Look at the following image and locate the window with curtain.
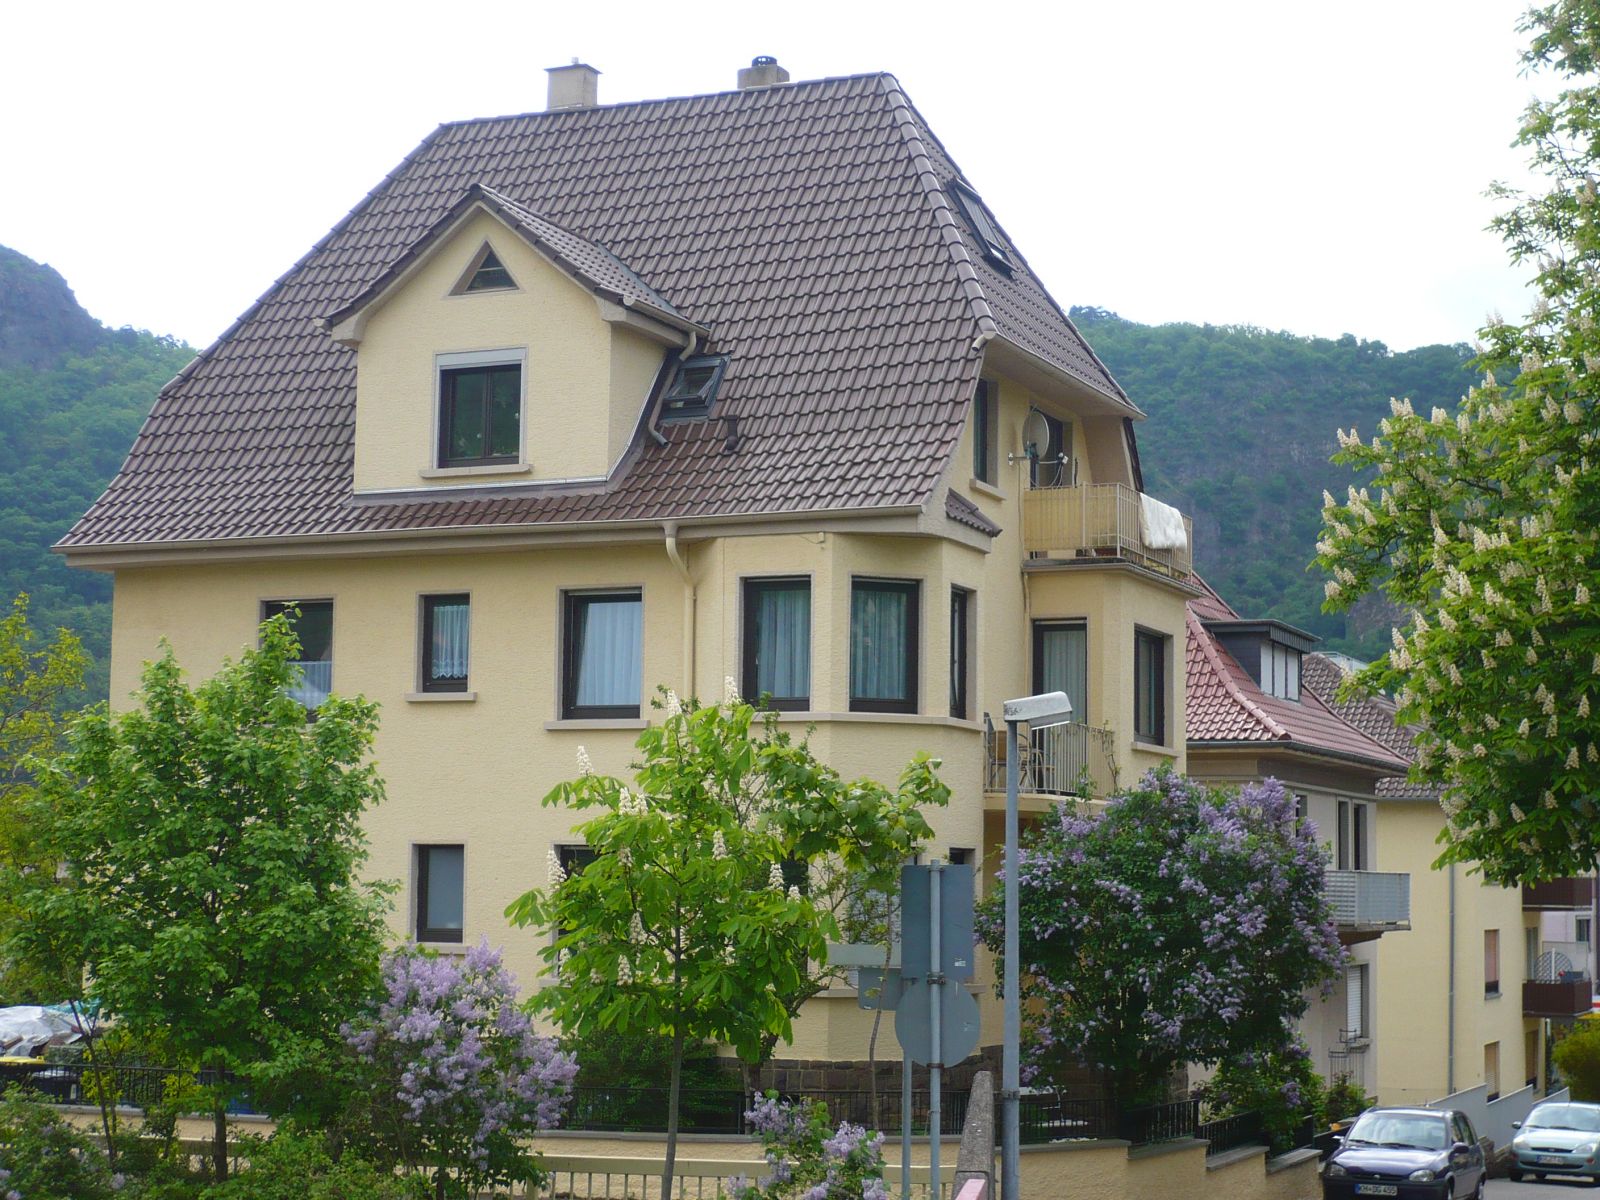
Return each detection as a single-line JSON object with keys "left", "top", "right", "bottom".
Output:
{"left": 563, "top": 591, "right": 643, "bottom": 718}
{"left": 850, "top": 579, "right": 919, "bottom": 713}
{"left": 421, "top": 593, "right": 470, "bottom": 692}
{"left": 1032, "top": 621, "right": 1087, "bottom": 725}
{"left": 262, "top": 599, "right": 333, "bottom": 708}
{"left": 950, "top": 588, "right": 973, "bottom": 720}
{"left": 972, "top": 380, "right": 997, "bottom": 484}
{"left": 416, "top": 844, "right": 464, "bottom": 943}
{"left": 1133, "top": 629, "right": 1167, "bottom": 744}
{"left": 1485, "top": 929, "right": 1501, "bottom": 996}
{"left": 742, "top": 578, "right": 811, "bottom": 710}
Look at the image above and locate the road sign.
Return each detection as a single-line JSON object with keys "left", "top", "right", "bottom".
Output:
{"left": 857, "top": 967, "right": 906, "bottom": 1011}
{"left": 901, "top": 864, "right": 975, "bottom": 980}
{"left": 895, "top": 976, "right": 981, "bottom": 1065}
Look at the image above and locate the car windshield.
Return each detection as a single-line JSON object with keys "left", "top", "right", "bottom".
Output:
{"left": 1346, "top": 1113, "right": 1449, "bottom": 1150}
{"left": 1527, "top": 1104, "right": 1600, "bottom": 1133}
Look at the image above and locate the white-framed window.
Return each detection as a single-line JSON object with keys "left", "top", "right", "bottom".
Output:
{"left": 1262, "top": 640, "right": 1301, "bottom": 700}
{"left": 434, "top": 348, "right": 526, "bottom": 469}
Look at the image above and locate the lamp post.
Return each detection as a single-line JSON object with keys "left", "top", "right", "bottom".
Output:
{"left": 1000, "top": 691, "right": 1073, "bottom": 1200}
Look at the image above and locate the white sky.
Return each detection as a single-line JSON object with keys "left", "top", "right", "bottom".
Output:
{"left": 0, "top": 0, "right": 1547, "bottom": 353}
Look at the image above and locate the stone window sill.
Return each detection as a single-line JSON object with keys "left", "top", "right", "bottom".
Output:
{"left": 405, "top": 691, "right": 477, "bottom": 703}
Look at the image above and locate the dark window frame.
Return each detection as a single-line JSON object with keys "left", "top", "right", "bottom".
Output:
{"left": 741, "top": 576, "right": 812, "bottom": 712}
{"left": 660, "top": 355, "right": 729, "bottom": 422}
{"left": 261, "top": 598, "right": 333, "bottom": 709}
{"left": 561, "top": 589, "right": 644, "bottom": 720}
{"left": 1133, "top": 628, "right": 1167, "bottom": 745}
{"left": 849, "top": 578, "right": 920, "bottom": 715}
{"left": 1485, "top": 929, "right": 1501, "bottom": 997}
{"left": 437, "top": 361, "right": 522, "bottom": 469}
{"left": 416, "top": 843, "right": 465, "bottom": 944}
{"left": 950, "top": 586, "right": 972, "bottom": 720}
{"left": 972, "top": 380, "right": 998, "bottom": 483}
{"left": 420, "top": 593, "right": 471, "bottom": 693}
{"left": 950, "top": 180, "right": 1013, "bottom": 272}
{"left": 1031, "top": 619, "right": 1088, "bottom": 724}
{"left": 459, "top": 244, "right": 516, "bottom": 293}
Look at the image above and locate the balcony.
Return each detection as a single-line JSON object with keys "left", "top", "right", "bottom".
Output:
{"left": 984, "top": 715, "right": 1119, "bottom": 800}
{"left": 1524, "top": 977, "right": 1594, "bottom": 1018}
{"left": 1522, "top": 877, "right": 1596, "bottom": 910}
{"left": 1325, "top": 870, "right": 1411, "bottom": 942}
{"left": 1021, "top": 482, "right": 1194, "bottom": 579}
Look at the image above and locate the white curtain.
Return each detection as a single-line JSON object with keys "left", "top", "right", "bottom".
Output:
{"left": 575, "top": 597, "right": 642, "bottom": 707}
{"left": 430, "top": 602, "right": 470, "bottom": 680}
{"left": 756, "top": 585, "right": 810, "bottom": 699}
{"left": 851, "top": 586, "right": 908, "bottom": 701}
{"left": 1037, "top": 623, "right": 1087, "bottom": 724}
{"left": 288, "top": 660, "right": 332, "bottom": 708}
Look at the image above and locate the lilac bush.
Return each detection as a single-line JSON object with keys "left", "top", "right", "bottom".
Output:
{"left": 975, "top": 769, "right": 1343, "bottom": 1105}
{"left": 730, "top": 1095, "right": 888, "bottom": 1200}
{"left": 344, "top": 941, "right": 578, "bottom": 1199}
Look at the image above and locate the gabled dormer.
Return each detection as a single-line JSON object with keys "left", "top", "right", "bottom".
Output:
{"left": 324, "top": 184, "right": 708, "bottom": 494}
{"left": 1202, "top": 618, "right": 1318, "bottom": 702}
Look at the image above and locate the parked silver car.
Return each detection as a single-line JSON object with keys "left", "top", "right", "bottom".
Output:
{"left": 1508, "top": 1100, "right": 1600, "bottom": 1183}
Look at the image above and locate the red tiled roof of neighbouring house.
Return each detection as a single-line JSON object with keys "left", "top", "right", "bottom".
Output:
{"left": 1301, "top": 651, "right": 1436, "bottom": 798}
{"left": 59, "top": 73, "right": 1134, "bottom": 553}
{"left": 1185, "top": 586, "right": 1410, "bottom": 772}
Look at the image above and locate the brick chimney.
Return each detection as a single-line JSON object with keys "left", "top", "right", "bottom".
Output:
{"left": 546, "top": 61, "right": 600, "bottom": 110}
{"left": 737, "top": 56, "right": 789, "bottom": 89}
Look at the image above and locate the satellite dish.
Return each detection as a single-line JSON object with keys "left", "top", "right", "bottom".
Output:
{"left": 1021, "top": 409, "right": 1051, "bottom": 460}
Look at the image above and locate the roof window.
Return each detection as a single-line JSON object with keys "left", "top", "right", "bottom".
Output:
{"left": 950, "top": 181, "right": 1012, "bottom": 272}
{"left": 453, "top": 243, "right": 517, "bottom": 294}
{"left": 661, "top": 355, "right": 729, "bottom": 421}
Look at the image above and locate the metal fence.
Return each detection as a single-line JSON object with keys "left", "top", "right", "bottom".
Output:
{"left": 1324, "top": 870, "right": 1411, "bottom": 931}
{"left": 1195, "top": 1109, "right": 1264, "bottom": 1157}
{"left": 983, "top": 717, "right": 1118, "bottom": 798}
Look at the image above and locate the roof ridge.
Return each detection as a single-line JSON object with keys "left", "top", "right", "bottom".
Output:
{"left": 876, "top": 77, "right": 999, "bottom": 347}
{"left": 433, "top": 70, "right": 895, "bottom": 131}
{"left": 1187, "top": 607, "right": 1290, "bottom": 740}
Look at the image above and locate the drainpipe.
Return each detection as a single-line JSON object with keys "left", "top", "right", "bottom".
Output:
{"left": 1447, "top": 862, "right": 1457, "bottom": 1095}
{"left": 663, "top": 522, "right": 696, "bottom": 701}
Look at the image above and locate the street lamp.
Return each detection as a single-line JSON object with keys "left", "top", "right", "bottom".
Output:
{"left": 1000, "top": 691, "right": 1073, "bottom": 1200}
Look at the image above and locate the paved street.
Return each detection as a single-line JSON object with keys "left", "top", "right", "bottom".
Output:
{"left": 1490, "top": 1175, "right": 1600, "bottom": 1196}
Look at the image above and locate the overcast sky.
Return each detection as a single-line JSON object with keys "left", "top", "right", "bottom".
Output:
{"left": 1, "top": 0, "right": 1547, "bottom": 353}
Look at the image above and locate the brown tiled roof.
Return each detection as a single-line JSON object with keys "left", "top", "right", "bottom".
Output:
{"left": 1301, "top": 652, "right": 1437, "bottom": 797}
{"left": 60, "top": 73, "right": 1132, "bottom": 553}
{"left": 1185, "top": 601, "right": 1410, "bottom": 772}
{"left": 944, "top": 489, "right": 1001, "bottom": 537}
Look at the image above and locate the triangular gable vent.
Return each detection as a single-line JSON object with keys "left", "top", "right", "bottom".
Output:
{"left": 454, "top": 243, "right": 517, "bottom": 294}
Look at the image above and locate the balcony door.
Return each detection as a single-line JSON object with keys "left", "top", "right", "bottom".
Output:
{"left": 1033, "top": 621, "right": 1087, "bottom": 724}
{"left": 1027, "top": 411, "right": 1071, "bottom": 488}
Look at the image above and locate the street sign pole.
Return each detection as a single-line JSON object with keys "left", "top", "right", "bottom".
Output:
{"left": 1002, "top": 717, "right": 1021, "bottom": 1200}
{"left": 901, "top": 1037, "right": 912, "bottom": 1200}
{"left": 929, "top": 858, "right": 943, "bottom": 1200}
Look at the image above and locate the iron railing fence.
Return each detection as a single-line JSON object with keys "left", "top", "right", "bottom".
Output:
{"left": 0, "top": 1062, "right": 257, "bottom": 1113}
{"left": 1196, "top": 1109, "right": 1264, "bottom": 1157}
{"left": 1116, "top": 1098, "right": 1199, "bottom": 1145}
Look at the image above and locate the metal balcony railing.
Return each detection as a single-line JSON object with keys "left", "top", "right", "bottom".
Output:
{"left": 1325, "top": 870, "right": 1411, "bottom": 932}
{"left": 984, "top": 715, "right": 1118, "bottom": 798}
{"left": 1021, "top": 482, "right": 1194, "bottom": 579}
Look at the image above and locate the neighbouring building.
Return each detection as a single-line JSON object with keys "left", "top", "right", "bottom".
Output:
{"left": 1183, "top": 581, "right": 1413, "bottom": 1096}
{"left": 58, "top": 60, "right": 1199, "bottom": 1078}
{"left": 1301, "top": 655, "right": 1589, "bottom": 1108}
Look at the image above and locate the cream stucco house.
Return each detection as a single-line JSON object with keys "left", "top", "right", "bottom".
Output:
{"left": 58, "top": 60, "right": 1198, "bottom": 1076}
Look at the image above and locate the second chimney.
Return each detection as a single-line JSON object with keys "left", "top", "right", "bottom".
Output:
{"left": 737, "top": 56, "right": 789, "bottom": 89}
{"left": 547, "top": 61, "right": 600, "bottom": 110}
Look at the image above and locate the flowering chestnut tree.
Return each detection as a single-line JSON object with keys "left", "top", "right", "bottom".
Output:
{"left": 1315, "top": 2, "right": 1600, "bottom": 882}
{"left": 343, "top": 941, "right": 578, "bottom": 1199}
{"left": 975, "top": 771, "right": 1342, "bottom": 1106}
{"left": 506, "top": 688, "right": 946, "bottom": 1199}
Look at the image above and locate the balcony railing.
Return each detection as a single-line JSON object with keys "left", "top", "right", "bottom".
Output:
{"left": 984, "top": 715, "right": 1118, "bottom": 798}
{"left": 1524, "top": 977, "right": 1594, "bottom": 1018}
{"left": 1523, "top": 877, "right": 1596, "bottom": 910}
{"left": 1325, "top": 870, "right": 1411, "bottom": 932}
{"left": 1021, "top": 482, "right": 1194, "bottom": 579}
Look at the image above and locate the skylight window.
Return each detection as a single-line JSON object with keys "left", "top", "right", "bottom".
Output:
{"left": 453, "top": 243, "right": 517, "bottom": 294}
{"left": 661, "top": 355, "right": 729, "bottom": 421}
{"left": 951, "top": 181, "right": 1012, "bottom": 272}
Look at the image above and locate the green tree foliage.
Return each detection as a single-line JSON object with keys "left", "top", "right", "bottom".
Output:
{"left": 1554, "top": 1018, "right": 1600, "bottom": 1102}
{"left": 1317, "top": 2, "right": 1600, "bottom": 882}
{"left": 1070, "top": 306, "right": 1477, "bottom": 660}
{"left": 11, "top": 614, "right": 392, "bottom": 1181}
{"left": 0, "top": 592, "right": 88, "bottom": 1001}
{"left": 506, "top": 691, "right": 948, "bottom": 1199}
{"left": 975, "top": 772, "right": 1342, "bottom": 1106}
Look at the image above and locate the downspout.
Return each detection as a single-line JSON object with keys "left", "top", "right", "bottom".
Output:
{"left": 664, "top": 522, "right": 696, "bottom": 702}
{"left": 1447, "top": 862, "right": 1457, "bottom": 1095}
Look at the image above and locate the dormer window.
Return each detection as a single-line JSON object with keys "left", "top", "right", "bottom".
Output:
{"left": 1263, "top": 641, "right": 1301, "bottom": 701}
{"left": 436, "top": 350, "right": 524, "bottom": 469}
{"left": 950, "top": 181, "right": 1012, "bottom": 272}
{"left": 661, "top": 355, "right": 728, "bottom": 421}
{"left": 1205, "top": 618, "right": 1315, "bottom": 703}
{"left": 453, "top": 243, "right": 517, "bottom": 294}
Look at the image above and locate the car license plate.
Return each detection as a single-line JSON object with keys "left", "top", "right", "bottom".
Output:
{"left": 1354, "top": 1186, "right": 1398, "bottom": 1197}
{"left": 1538, "top": 1154, "right": 1567, "bottom": 1164}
